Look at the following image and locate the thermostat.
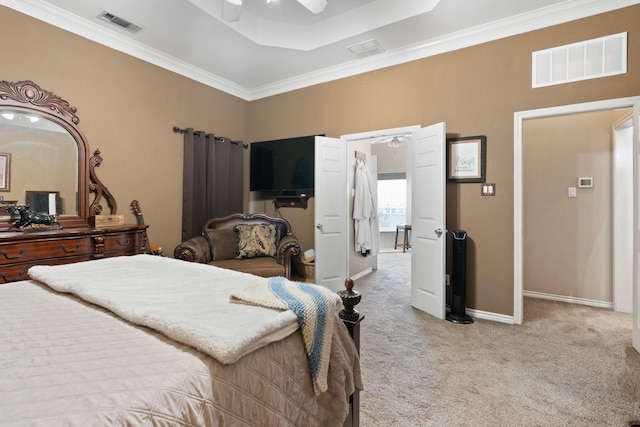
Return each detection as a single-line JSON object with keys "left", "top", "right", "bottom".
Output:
{"left": 578, "top": 177, "right": 593, "bottom": 188}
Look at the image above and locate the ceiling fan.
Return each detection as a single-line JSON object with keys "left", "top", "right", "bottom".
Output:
{"left": 372, "top": 135, "right": 408, "bottom": 148}
{"left": 222, "top": 0, "right": 328, "bottom": 22}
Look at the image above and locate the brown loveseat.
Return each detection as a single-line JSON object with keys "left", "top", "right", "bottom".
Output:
{"left": 173, "top": 213, "right": 302, "bottom": 279}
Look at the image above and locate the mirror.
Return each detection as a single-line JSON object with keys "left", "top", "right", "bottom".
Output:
{"left": 0, "top": 80, "right": 90, "bottom": 231}
{"left": 0, "top": 111, "right": 78, "bottom": 216}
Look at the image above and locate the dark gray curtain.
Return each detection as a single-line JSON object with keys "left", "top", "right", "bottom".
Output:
{"left": 182, "top": 128, "right": 244, "bottom": 241}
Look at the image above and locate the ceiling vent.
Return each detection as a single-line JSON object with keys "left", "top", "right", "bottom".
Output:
{"left": 348, "top": 39, "right": 385, "bottom": 59}
{"left": 98, "top": 11, "right": 142, "bottom": 33}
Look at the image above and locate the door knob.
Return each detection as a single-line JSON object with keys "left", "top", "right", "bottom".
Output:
{"left": 435, "top": 228, "right": 443, "bottom": 237}
{"left": 316, "top": 224, "right": 324, "bottom": 232}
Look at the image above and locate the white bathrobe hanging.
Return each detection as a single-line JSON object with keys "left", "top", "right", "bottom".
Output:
{"left": 353, "top": 158, "right": 376, "bottom": 255}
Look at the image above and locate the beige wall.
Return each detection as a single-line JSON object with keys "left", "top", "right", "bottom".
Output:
{"left": 372, "top": 142, "right": 407, "bottom": 174}
{"left": 3, "top": 5, "right": 640, "bottom": 316}
{"left": 523, "top": 110, "right": 627, "bottom": 303}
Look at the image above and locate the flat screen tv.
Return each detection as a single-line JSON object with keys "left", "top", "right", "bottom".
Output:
{"left": 250, "top": 135, "right": 318, "bottom": 194}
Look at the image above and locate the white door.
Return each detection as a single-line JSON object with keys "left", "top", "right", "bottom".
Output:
{"left": 314, "top": 136, "right": 348, "bottom": 292}
{"left": 410, "top": 123, "right": 447, "bottom": 318}
{"left": 633, "top": 102, "right": 640, "bottom": 352}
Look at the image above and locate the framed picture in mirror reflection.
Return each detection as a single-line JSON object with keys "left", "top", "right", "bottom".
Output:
{"left": 0, "top": 153, "right": 10, "bottom": 191}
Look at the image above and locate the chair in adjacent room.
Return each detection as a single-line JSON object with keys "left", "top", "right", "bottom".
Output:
{"left": 394, "top": 224, "right": 412, "bottom": 253}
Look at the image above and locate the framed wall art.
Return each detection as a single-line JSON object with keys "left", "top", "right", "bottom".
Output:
{"left": 446, "top": 135, "right": 486, "bottom": 183}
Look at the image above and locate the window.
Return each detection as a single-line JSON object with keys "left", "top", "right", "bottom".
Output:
{"left": 377, "top": 173, "right": 406, "bottom": 232}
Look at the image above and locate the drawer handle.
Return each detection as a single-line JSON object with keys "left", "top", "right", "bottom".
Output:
{"left": 0, "top": 269, "right": 27, "bottom": 283}
{"left": 0, "top": 248, "right": 27, "bottom": 260}
{"left": 116, "top": 238, "right": 130, "bottom": 247}
{"left": 60, "top": 243, "right": 81, "bottom": 253}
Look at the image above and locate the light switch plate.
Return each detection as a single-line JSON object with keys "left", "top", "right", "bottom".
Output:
{"left": 568, "top": 187, "right": 577, "bottom": 198}
{"left": 481, "top": 183, "right": 495, "bottom": 196}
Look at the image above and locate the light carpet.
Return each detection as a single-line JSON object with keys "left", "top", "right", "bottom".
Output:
{"left": 355, "top": 252, "right": 640, "bottom": 426}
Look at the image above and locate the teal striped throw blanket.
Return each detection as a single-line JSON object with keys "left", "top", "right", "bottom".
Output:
{"left": 230, "top": 276, "right": 342, "bottom": 395}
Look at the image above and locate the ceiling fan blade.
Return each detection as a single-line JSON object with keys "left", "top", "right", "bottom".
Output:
{"left": 296, "top": 0, "right": 327, "bottom": 14}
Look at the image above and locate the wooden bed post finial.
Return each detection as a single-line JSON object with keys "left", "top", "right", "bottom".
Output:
{"left": 338, "top": 278, "right": 361, "bottom": 321}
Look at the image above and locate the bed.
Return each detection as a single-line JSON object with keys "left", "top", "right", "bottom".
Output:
{"left": 0, "top": 255, "right": 362, "bottom": 426}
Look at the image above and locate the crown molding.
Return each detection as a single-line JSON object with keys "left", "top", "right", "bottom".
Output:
{"left": 0, "top": 0, "right": 251, "bottom": 99}
{"left": 248, "top": 0, "right": 640, "bottom": 100}
{"left": 1, "top": 0, "right": 638, "bottom": 101}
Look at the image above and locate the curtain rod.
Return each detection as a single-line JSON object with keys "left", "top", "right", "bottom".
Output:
{"left": 173, "top": 126, "right": 248, "bottom": 149}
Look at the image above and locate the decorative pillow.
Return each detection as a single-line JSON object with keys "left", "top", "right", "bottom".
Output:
{"left": 235, "top": 223, "right": 279, "bottom": 259}
{"left": 205, "top": 227, "right": 239, "bottom": 261}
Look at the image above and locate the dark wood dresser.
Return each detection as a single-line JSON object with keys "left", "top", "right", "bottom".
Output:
{"left": 0, "top": 80, "right": 152, "bottom": 283}
{"left": 0, "top": 225, "right": 147, "bottom": 283}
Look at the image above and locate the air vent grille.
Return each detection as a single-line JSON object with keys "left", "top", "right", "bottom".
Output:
{"left": 98, "top": 11, "right": 142, "bottom": 33}
{"left": 348, "top": 39, "right": 385, "bottom": 58}
{"left": 532, "top": 32, "right": 626, "bottom": 88}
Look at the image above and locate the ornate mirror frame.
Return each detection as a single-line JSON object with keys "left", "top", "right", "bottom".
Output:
{"left": 0, "top": 80, "right": 115, "bottom": 231}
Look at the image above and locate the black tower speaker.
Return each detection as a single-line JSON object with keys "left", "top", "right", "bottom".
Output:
{"left": 447, "top": 230, "right": 473, "bottom": 324}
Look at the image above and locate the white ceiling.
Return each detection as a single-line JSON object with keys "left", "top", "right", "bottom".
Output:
{"left": 2, "top": 0, "right": 638, "bottom": 100}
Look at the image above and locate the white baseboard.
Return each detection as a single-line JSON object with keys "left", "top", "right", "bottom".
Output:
{"left": 462, "top": 292, "right": 612, "bottom": 326}
{"left": 351, "top": 267, "right": 373, "bottom": 282}
{"left": 466, "top": 308, "right": 515, "bottom": 324}
{"left": 523, "top": 290, "right": 612, "bottom": 309}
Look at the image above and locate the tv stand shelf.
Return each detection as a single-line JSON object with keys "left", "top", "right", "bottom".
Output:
{"left": 273, "top": 195, "right": 310, "bottom": 209}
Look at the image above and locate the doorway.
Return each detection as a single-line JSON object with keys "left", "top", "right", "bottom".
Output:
{"left": 342, "top": 125, "right": 420, "bottom": 279}
{"left": 522, "top": 109, "right": 630, "bottom": 311}
{"left": 343, "top": 123, "right": 448, "bottom": 320}
{"left": 513, "top": 96, "right": 640, "bottom": 324}
{"left": 372, "top": 142, "right": 408, "bottom": 251}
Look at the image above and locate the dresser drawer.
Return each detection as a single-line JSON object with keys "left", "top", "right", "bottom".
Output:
{"left": 0, "top": 255, "right": 93, "bottom": 283}
{"left": 0, "top": 225, "right": 148, "bottom": 283}
{"left": 0, "top": 236, "right": 94, "bottom": 264}
{"left": 99, "top": 229, "right": 146, "bottom": 256}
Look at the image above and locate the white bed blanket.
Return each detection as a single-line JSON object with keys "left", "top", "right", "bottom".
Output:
{"left": 28, "top": 255, "right": 299, "bottom": 364}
